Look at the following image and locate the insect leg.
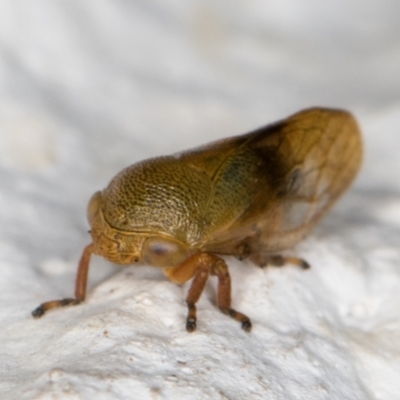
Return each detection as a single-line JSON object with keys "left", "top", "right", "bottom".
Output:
{"left": 250, "top": 253, "right": 310, "bottom": 269}
{"left": 185, "top": 263, "right": 210, "bottom": 332}
{"left": 211, "top": 257, "right": 252, "bottom": 332}
{"left": 74, "top": 243, "right": 94, "bottom": 300}
{"left": 32, "top": 243, "right": 95, "bottom": 318}
{"left": 168, "top": 253, "right": 252, "bottom": 332}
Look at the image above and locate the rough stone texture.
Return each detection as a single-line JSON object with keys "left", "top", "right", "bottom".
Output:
{"left": 0, "top": 1, "right": 400, "bottom": 399}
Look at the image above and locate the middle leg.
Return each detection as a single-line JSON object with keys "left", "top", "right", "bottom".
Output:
{"left": 211, "top": 257, "right": 252, "bottom": 332}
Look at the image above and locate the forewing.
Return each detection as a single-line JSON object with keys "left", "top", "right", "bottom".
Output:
{"left": 202, "top": 107, "right": 363, "bottom": 255}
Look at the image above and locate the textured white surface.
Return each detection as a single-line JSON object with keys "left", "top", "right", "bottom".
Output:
{"left": 1, "top": 1, "right": 400, "bottom": 399}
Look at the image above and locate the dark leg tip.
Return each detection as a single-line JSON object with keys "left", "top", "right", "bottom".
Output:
{"left": 241, "top": 318, "right": 252, "bottom": 332}
{"left": 32, "top": 307, "right": 45, "bottom": 318}
{"left": 301, "top": 260, "right": 311, "bottom": 270}
{"left": 269, "top": 255, "right": 284, "bottom": 266}
{"left": 31, "top": 298, "right": 81, "bottom": 319}
{"left": 60, "top": 298, "right": 81, "bottom": 307}
{"left": 186, "top": 317, "right": 197, "bottom": 333}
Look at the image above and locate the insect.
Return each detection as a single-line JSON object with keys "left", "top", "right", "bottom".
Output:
{"left": 32, "top": 107, "right": 362, "bottom": 332}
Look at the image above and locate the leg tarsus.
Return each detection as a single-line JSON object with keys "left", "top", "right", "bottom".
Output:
{"left": 31, "top": 298, "right": 81, "bottom": 318}
{"left": 251, "top": 253, "right": 310, "bottom": 270}
{"left": 220, "top": 307, "right": 252, "bottom": 332}
{"left": 186, "top": 302, "right": 197, "bottom": 332}
{"left": 186, "top": 319, "right": 196, "bottom": 332}
{"left": 31, "top": 243, "right": 94, "bottom": 319}
{"left": 241, "top": 317, "right": 252, "bottom": 332}
{"left": 184, "top": 300, "right": 199, "bottom": 333}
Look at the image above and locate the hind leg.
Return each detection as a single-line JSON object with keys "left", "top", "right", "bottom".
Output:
{"left": 249, "top": 253, "right": 310, "bottom": 270}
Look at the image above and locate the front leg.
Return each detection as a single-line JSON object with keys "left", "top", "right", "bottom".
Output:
{"left": 32, "top": 243, "right": 95, "bottom": 318}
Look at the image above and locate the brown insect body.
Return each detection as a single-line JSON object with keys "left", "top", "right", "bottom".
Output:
{"left": 33, "top": 107, "right": 363, "bottom": 332}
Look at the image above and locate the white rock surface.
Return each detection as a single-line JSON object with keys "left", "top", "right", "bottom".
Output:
{"left": 1, "top": 1, "right": 400, "bottom": 399}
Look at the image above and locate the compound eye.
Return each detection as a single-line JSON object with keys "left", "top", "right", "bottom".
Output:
{"left": 142, "top": 236, "right": 190, "bottom": 267}
{"left": 87, "top": 191, "right": 103, "bottom": 225}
